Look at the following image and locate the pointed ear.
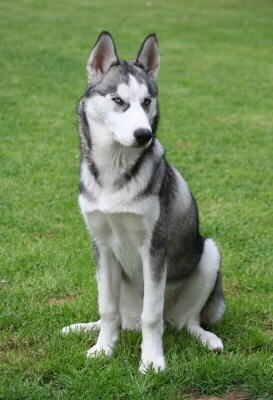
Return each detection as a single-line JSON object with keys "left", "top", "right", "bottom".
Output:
{"left": 86, "top": 31, "right": 118, "bottom": 84}
{"left": 135, "top": 34, "right": 160, "bottom": 80}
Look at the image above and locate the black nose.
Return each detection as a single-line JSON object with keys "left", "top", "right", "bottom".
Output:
{"left": 134, "top": 129, "right": 152, "bottom": 146}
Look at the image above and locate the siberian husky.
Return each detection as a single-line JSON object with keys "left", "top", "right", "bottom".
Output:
{"left": 62, "top": 32, "right": 225, "bottom": 373}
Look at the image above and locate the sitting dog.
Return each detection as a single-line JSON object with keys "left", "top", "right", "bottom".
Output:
{"left": 62, "top": 32, "right": 225, "bottom": 373}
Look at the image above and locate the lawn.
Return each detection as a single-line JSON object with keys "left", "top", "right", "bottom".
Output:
{"left": 0, "top": 0, "right": 273, "bottom": 399}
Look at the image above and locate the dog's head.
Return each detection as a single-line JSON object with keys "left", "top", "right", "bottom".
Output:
{"left": 82, "top": 32, "right": 160, "bottom": 148}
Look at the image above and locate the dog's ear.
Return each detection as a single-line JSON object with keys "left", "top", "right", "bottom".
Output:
{"left": 87, "top": 31, "right": 118, "bottom": 84}
{"left": 135, "top": 34, "right": 160, "bottom": 80}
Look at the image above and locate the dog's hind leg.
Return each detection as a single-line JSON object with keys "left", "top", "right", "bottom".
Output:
{"left": 61, "top": 320, "right": 101, "bottom": 334}
{"left": 186, "top": 321, "right": 223, "bottom": 351}
{"left": 165, "top": 238, "right": 224, "bottom": 351}
{"left": 119, "top": 279, "right": 143, "bottom": 331}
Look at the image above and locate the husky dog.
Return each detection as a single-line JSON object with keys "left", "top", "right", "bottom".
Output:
{"left": 62, "top": 32, "right": 225, "bottom": 373}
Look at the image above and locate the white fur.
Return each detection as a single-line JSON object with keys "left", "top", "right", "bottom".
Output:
{"left": 85, "top": 75, "right": 152, "bottom": 148}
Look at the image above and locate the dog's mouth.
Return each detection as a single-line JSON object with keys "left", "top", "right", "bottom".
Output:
{"left": 133, "top": 137, "right": 153, "bottom": 149}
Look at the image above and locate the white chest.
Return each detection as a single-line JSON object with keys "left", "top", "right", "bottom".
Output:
{"left": 79, "top": 159, "right": 160, "bottom": 284}
{"left": 85, "top": 210, "right": 147, "bottom": 284}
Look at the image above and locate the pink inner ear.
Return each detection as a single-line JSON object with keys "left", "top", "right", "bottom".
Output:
{"left": 91, "top": 42, "right": 108, "bottom": 73}
{"left": 147, "top": 50, "right": 155, "bottom": 73}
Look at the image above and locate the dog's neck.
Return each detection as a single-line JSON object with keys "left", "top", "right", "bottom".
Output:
{"left": 88, "top": 121, "right": 146, "bottom": 188}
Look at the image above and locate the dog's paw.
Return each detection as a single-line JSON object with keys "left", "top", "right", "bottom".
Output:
{"left": 139, "top": 356, "right": 165, "bottom": 374}
{"left": 201, "top": 332, "right": 223, "bottom": 352}
{"left": 87, "top": 343, "right": 113, "bottom": 358}
{"left": 206, "top": 337, "right": 223, "bottom": 352}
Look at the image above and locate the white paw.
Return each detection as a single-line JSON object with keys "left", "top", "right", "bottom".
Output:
{"left": 201, "top": 332, "right": 223, "bottom": 352}
{"left": 87, "top": 343, "right": 113, "bottom": 358}
{"left": 139, "top": 356, "right": 166, "bottom": 374}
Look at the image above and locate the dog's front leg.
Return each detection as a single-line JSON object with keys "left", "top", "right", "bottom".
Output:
{"left": 87, "top": 245, "right": 121, "bottom": 358}
{"left": 139, "top": 249, "right": 166, "bottom": 373}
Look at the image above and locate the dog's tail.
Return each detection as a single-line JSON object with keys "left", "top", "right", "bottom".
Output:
{"left": 200, "top": 270, "right": 226, "bottom": 325}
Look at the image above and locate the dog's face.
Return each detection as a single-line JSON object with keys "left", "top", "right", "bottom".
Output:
{"left": 83, "top": 32, "right": 160, "bottom": 148}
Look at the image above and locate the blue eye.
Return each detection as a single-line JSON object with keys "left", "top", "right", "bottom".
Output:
{"left": 112, "top": 96, "right": 123, "bottom": 105}
{"left": 143, "top": 97, "right": 151, "bottom": 107}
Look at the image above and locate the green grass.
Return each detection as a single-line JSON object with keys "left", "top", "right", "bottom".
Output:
{"left": 1, "top": 0, "right": 273, "bottom": 398}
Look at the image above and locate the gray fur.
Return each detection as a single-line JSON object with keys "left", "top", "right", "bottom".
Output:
{"left": 84, "top": 60, "right": 158, "bottom": 99}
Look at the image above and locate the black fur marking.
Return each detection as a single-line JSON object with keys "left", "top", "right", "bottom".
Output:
{"left": 151, "top": 103, "right": 160, "bottom": 134}
{"left": 149, "top": 163, "right": 205, "bottom": 283}
{"left": 88, "top": 161, "right": 100, "bottom": 182}
{"left": 114, "top": 139, "right": 155, "bottom": 190}
{"left": 79, "top": 181, "right": 95, "bottom": 202}
{"left": 130, "top": 141, "right": 154, "bottom": 177}
{"left": 121, "top": 268, "right": 131, "bottom": 284}
{"left": 166, "top": 195, "right": 205, "bottom": 282}
{"left": 150, "top": 163, "right": 177, "bottom": 281}
{"left": 110, "top": 60, "right": 121, "bottom": 68}
{"left": 78, "top": 103, "right": 92, "bottom": 154}
{"left": 122, "top": 103, "right": 130, "bottom": 112}
{"left": 85, "top": 84, "right": 119, "bottom": 98}
{"left": 137, "top": 158, "right": 164, "bottom": 198}
{"left": 77, "top": 100, "right": 101, "bottom": 186}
